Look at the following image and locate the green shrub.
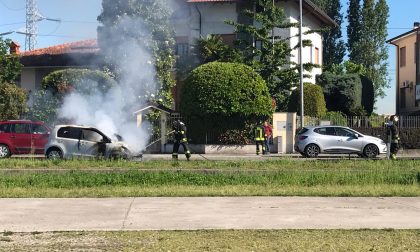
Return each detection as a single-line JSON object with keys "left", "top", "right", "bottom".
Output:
{"left": 28, "top": 69, "right": 117, "bottom": 124}
{"left": 361, "top": 75, "right": 374, "bottom": 115}
{"left": 42, "top": 69, "right": 117, "bottom": 95}
{"left": 181, "top": 62, "right": 272, "bottom": 117}
{"left": 320, "top": 111, "right": 348, "bottom": 126}
{"left": 180, "top": 62, "right": 272, "bottom": 144}
{"left": 317, "top": 72, "right": 362, "bottom": 115}
{"left": 0, "top": 83, "right": 27, "bottom": 120}
{"left": 288, "top": 83, "right": 327, "bottom": 117}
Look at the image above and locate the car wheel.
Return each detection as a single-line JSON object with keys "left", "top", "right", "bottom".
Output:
{"left": 46, "top": 148, "right": 63, "bottom": 160}
{"left": 363, "top": 144, "right": 379, "bottom": 159}
{"left": 304, "top": 144, "right": 320, "bottom": 158}
{"left": 0, "top": 144, "right": 11, "bottom": 158}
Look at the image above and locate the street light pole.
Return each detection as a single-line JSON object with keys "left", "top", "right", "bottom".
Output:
{"left": 299, "top": 0, "right": 304, "bottom": 128}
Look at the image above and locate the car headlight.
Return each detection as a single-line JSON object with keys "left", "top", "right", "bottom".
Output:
{"left": 381, "top": 140, "right": 386, "bottom": 145}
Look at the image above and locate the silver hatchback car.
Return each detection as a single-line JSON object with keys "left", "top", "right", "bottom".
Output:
{"left": 45, "top": 125, "right": 133, "bottom": 159}
{"left": 295, "top": 126, "right": 387, "bottom": 158}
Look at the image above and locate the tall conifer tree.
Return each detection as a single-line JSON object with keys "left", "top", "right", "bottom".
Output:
{"left": 316, "top": 0, "right": 345, "bottom": 70}
{"left": 347, "top": 0, "right": 362, "bottom": 63}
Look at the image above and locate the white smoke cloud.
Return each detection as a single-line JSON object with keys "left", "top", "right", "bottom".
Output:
{"left": 57, "top": 15, "right": 160, "bottom": 154}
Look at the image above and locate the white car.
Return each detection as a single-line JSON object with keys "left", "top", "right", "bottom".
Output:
{"left": 45, "top": 125, "right": 133, "bottom": 159}
{"left": 294, "top": 126, "right": 387, "bottom": 158}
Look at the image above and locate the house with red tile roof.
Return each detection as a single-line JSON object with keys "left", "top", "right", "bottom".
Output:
{"left": 12, "top": 0, "right": 335, "bottom": 107}
{"left": 11, "top": 39, "right": 102, "bottom": 92}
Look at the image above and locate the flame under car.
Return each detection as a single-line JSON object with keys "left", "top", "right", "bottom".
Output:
{"left": 44, "top": 125, "right": 133, "bottom": 160}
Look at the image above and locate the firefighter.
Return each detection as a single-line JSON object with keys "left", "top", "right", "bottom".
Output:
{"left": 172, "top": 120, "right": 191, "bottom": 161}
{"left": 253, "top": 122, "right": 266, "bottom": 155}
{"left": 386, "top": 115, "right": 400, "bottom": 160}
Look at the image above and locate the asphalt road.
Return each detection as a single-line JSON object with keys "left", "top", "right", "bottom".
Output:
{"left": 1, "top": 197, "right": 419, "bottom": 232}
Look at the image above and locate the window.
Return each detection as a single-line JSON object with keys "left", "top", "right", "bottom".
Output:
{"left": 31, "top": 124, "right": 48, "bottom": 134}
{"left": 0, "top": 124, "right": 10, "bottom": 133}
{"left": 57, "top": 127, "right": 81, "bottom": 139}
{"left": 12, "top": 123, "right": 29, "bottom": 134}
{"left": 175, "top": 43, "right": 189, "bottom": 56}
{"left": 297, "top": 128, "right": 309, "bottom": 135}
{"left": 400, "top": 46, "right": 406, "bottom": 67}
{"left": 335, "top": 127, "right": 355, "bottom": 137}
{"left": 82, "top": 129, "right": 103, "bottom": 142}
{"left": 315, "top": 47, "right": 320, "bottom": 64}
{"left": 314, "top": 127, "right": 335, "bottom": 136}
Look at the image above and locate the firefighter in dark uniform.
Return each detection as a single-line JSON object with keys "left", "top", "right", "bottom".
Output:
{"left": 253, "top": 123, "right": 266, "bottom": 155}
{"left": 386, "top": 115, "right": 400, "bottom": 160}
{"left": 172, "top": 120, "right": 191, "bottom": 161}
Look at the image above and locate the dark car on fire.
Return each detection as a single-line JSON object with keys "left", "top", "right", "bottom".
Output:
{"left": 44, "top": 125, "right": 133, "bottom": 159}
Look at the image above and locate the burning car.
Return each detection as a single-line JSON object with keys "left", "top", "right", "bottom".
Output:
{"left": 44, "top": 125, "right": 133, "bottom": 160}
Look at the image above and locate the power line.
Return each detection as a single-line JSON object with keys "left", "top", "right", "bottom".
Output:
{"left": 0, "top": 21, "right": 26, "bottom": 27}
{"left": 0, "top": 0, "right": 25, "bottom": 11}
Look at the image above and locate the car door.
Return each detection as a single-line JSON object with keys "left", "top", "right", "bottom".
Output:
{"left": 79, "top": 129, "right": 104, "bottom": 158}
{"left": 334, "top": 127, "right": 363, "bottom": 153}
{"left": 10, "top": 123, "right": 32, "bottom": 154}
{"left": 57, "top": 127, "right": 83, "bottom": 158}
{"left": 31, "top": 124, "right": 50, "bottom": 154}
{"left": 313, "top": 127, "right": 338, "bottom": 152}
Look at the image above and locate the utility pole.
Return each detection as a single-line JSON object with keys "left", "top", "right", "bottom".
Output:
{"left": 25, "top": 0, "right": 37, "bottom": 51}
{"left": 299, "top": 0, "right": 304, "bottom": 128}
{"left": 22, "top": 0, "right": 61, "bottom": 51}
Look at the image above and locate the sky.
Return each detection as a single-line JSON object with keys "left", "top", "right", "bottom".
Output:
{"left": 1, "top": 0, "right": 420, "bottom": 115}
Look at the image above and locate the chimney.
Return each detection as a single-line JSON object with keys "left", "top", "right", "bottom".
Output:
{"left": 9, "top": 41, "right": 20, "bottom": 54}
{"left": 414, "top": 22, "right": 420, "bottom": 29}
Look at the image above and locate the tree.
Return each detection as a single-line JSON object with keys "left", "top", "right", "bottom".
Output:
{"left": 195, "top": 35, "right": 243, "bottom": 64}
{"left": 317, "top": 72, "right": 363, "bottom": 115}
{"left": 347, "top": 0, "right": 362, "bottom": 63}
{"left": 0, "top": 38, "right": 22, "bottom": 84}
{"left": 227, "top": 0, "right": 313, "bottom": 111}
{"left": 347, "top": 0, "right": 390, "bottom": 100}
{"left": 314, "top": 0, "right": 345, "bottom": 70}
{"left": 97, "top": 0, "right": 176, "bottom": 106}
{"left": 0, "top": 84, "right": 27, "bottom": 120}
{"left": 288, "top": 83, "right": 327, "bottom": 117}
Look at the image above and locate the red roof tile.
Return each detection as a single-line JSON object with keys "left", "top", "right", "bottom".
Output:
{"left": 20, "top": 39, "right": 99, "bottom": 57}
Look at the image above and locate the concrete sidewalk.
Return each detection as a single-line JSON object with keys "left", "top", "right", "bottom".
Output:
{"left": 1, "top": 197, "right": 419, "bottom": 232}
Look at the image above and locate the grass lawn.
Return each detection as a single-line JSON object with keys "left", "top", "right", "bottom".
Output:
{"left": 1, "top": 230, "right": 419, "bottom": 251}
{"left": 0, "top": 159, "right": 418, "bottom": 197}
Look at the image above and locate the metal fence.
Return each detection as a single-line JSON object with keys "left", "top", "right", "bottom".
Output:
{"left": 300, "top": 115, "right": 420, "bottom": 129}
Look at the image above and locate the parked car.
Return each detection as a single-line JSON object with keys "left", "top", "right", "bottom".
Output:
{"left": 45, "top": 125, "right": 133, "bottom": 160}
{"left": 0, "top": 120, "right": 51, "bottom": 158}
{"left": 294, "top": 126, "right": 387, "bottom": 158}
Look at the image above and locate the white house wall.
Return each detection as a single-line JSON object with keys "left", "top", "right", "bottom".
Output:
{"left": 287, "top": 4, "right": 323, "bottom": 84}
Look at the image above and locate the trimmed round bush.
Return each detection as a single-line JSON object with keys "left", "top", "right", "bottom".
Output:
{"left": 42, "top": 69, "right": 117, "bottom": 95}
{"left": 28, "top": 69, "right": 117, "bottom": 124}
{"left": 180, "top": 62, "right": 272, "bottom": 144}
{"left": 288, "top": 83, "right": 327, "bottom": 117}
{"left": 181, "top": 62, "right": 272, "bottom": 117}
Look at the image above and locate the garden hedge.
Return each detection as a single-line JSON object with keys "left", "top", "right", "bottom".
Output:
{"left": 287, "top": 83, "right": 327, "bottom": 117}
{"left": 28, "top": 69, "right": 116, "bottom": 124}
{"left": 180, "top": 62, "right": 272, "bottom": 144}
{"left": 0, "top": 83, "right": 27, "bottom": 120}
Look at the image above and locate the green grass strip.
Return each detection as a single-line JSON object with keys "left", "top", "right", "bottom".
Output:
{"left": 1, "top": 230, "right": 419, "bottom": 251}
